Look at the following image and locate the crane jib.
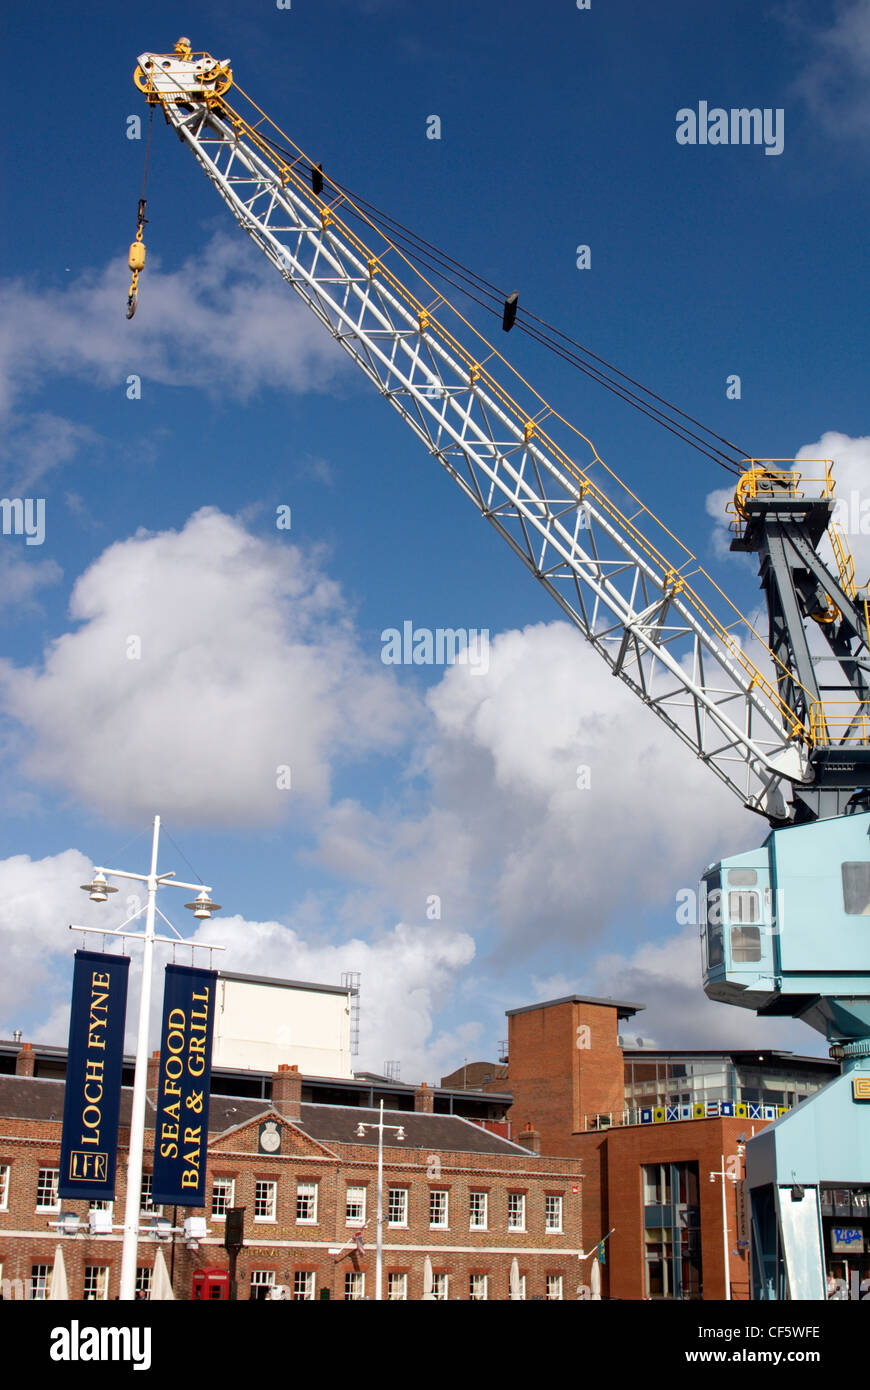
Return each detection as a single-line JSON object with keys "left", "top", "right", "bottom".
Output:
{"left": 133, "top": 45, "right": 870, "bottom": 825}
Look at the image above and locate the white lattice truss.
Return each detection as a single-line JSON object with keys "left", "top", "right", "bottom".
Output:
{"left": 141, "top": 58, "right": 809, "bottom": 819}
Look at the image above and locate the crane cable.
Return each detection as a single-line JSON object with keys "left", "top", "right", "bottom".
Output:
{"left": 255, "top": 131, "right": 746, "bottom": 477}
{"left": 126, "top": 105, "right": 154, "bottom": 318}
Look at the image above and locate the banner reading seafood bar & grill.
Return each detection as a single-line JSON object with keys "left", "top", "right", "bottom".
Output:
{"left": 151, "top": 963, "right": 217, "bottom": 1206}
{"left": 58, "top": 949, "right": 130, "bottom": 1201}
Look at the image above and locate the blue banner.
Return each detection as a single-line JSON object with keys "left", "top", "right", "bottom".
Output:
{"left": 58, "top": 950, "right": 130, "bottom": 1201}
{"left": 151, "top": 963, "right": 217, "bottom": 1206}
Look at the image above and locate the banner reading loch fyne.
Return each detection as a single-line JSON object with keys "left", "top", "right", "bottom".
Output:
{"left": 151, "top": 963, "right": 217, "bottom": 1206}
{"left": 58, "top": 950, "right": 130, "bottom": 1201}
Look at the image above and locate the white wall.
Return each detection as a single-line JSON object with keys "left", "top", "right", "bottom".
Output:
{"left": 212, "top": 976, "right": 354, "bottom": 1078}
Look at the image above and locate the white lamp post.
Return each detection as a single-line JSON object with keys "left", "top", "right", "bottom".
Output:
{"left": 709, "top": 1155, "right": 737, "bottom": 1301}
{"left": 73, "top": 814, "right": 224, "bottom": 1301}
{"left": 355, "top": 1100, "right": 406, "bottom": 1300}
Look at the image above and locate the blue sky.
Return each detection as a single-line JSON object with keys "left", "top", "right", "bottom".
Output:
{"left": 2, "top": 0, "right": 870, "bottom": 1077}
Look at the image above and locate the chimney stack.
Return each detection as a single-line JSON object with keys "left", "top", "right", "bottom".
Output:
{"left": 15, "top": 1042, "right": 35, "bottom": 1077}
{"left": 520, "top": 1122, "right": 540, "bottom": 1155}
{"left": 272, "top": 1064, "right": 303, "bottom": 1122}
{"left": 414, "top": 1082, "right": 435, "bottom": 1113}
{"left": 147, "top": 1050, "right": 161, "bottom": 1099}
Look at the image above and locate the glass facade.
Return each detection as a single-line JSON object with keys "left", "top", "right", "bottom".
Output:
{"left": 643, "top": 1161, "right": 701, "bottom": 1299}
{"left": 624, "top": 1054, "right": 829, "bottom": 1114}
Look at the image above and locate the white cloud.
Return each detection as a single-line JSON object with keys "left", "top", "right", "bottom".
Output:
{"left": 0, "top": 231, "right": 347, "bottom": 422}
{"left": 188, "top": 913, "right": 476, "bottom": 1083}
{"left": 0, "top": 848, "right": 117, "bottom": 1036}
{"left": 0, "top": 846, "right": 477, "bottom": 1085}
{"left": 0, "top": 508, "right": 410, "bottom": 825}
{"left": 0, "top": 549, "right": 62, "bottom": 617}
{"left": 792, "top": 0, "right": 870, "bottom": 137}
{"left": 532, "top": 927, "right": 824, "bottom": 1054}
{"left": 314, "top": 621, "right": 751, "bottom": 952}
{"left": 796, "top": 431, "right": 870, "bottom": 584}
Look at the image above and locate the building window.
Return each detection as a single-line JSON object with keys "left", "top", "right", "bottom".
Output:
{"left": 387, "top": 1272, "right": 407, "bottom": 1300}
{"left": 140, "top": 1173, "right": 162, "bottom": 1216}
{"left": 30, "top": 1265, "right": 51, "bottom": 1301}
{"left": 211, "top": 1177, "right": 235, "bottom": 1218}
{"left": 546, "top": 1274, "right": 563, "bottom": 1301}
{"left": 296, "top": 1181, "right": 318, "bottom": 1224}
{"left": 643, "top": 1161, "right": 702, "bottom": 1300}
{"left": 346, "top": 1185, "right": 366, "bottom": 1226}
{"left": 345, "top": 1271, "right": 365, "bottom": 1300}
{"left": 250, "top": 1270, "right": 276, "bottom": 1301}
{"left": 429, "top": 1189, "right": 449, "bottom": 1228}
{"left": 0, "top": 1165, "right": 9, "bottom": 1211}
{"left": 89, "top": 1199, "right": 113, "bottom": 1215}
{"left": 36, "top": 1168, "right": 59, "bottom": 1211}
{"left": 469, "top": 1273, "right": 488, "bottom": 1300}
{"left": 469, "top": 1191, "right": 488, "bottom": 1230}
{"left": 545, "top": 1195, "right": 563, "bottom": 1233}
{"left": 388, "top": 1187, "right": 408, "bottom": 1227}
{"left": 432, "top": 1273, "right": 448, "bottom": 1301}
{"left": 515, "top": 1273, "right": 527, "bottom": 1300}
{"left": 507, "top": 1192, "right": 526, "bottom": 1231}
{"left": 293, "top": 1270, "right": 316, "bottom": 1301}
{"left": 255, "top": 1180, "right": 277, "bottom": 1222}
{"left": 135, "top": 1267, "right": 152, "bottom": 1300}
{"left": 84, "top": 1266, "right": 110, "bottom": 1301}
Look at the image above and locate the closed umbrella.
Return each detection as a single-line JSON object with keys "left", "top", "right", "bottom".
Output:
{"left": 422, "top": 1254, "right": 435, "bottom": 1300}
{"left": 590, "top": 1258, "right": 601, "bottom": 1300}
{"left": 510, "top": 1257, "right": 523, "bottom": 1300}
{"left": 49, "top": 1245, "right": 69, "bottom": 1300}
{"left": 150, "top": 1248, "right": 175, "bottom": 1301}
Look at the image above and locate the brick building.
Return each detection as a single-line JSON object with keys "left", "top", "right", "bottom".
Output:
{"left": 0, "top": 1049, "right": 583, "bottom": 1301}
{"left": 448, "top": 994, "right": 837, "bottom": 1301}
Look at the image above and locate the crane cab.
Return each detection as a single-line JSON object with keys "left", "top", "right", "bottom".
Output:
{"left": 702, "top": 810, "right": 870, "bottom": 1043}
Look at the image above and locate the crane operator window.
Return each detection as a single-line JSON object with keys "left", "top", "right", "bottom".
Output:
{"left": 842, "top": 863, "right": 870, "bottom": 915}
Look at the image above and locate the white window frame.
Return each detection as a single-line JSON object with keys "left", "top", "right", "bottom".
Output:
{"left": 36, "top": 1168, "right": 59, "bottom": 1212}
{"left": 545, "top": 1194, "right": 563, "bottom": 1233}
{"left": 387, "top": 1187, "right": 408, "bottom": 1228}
{"left": 345, "top": 1270, "right": 365, "bottom": 1301}
{"left": 469, "top": 1272, "right": 488, "bottom": 1301}
{"left": 546, "top": 1273, "right": 564, "bottom": 1301}
{"left": 211, "top": 1176, "right": 235, "bottom": 1219}
{"left": 507, "top": 1191, "right": 526, "bottom": 1231}
{"left": 293, "top": 1270, "right": 316, "bottom": 1301}
{"left": 0, "top": 1164, "right": 9, "bottom": 1211}
{"left": 84, "top": 1265, "right": 110, "bottom": 1301}
{"left": 135, "top": 1267, "right": 152, "bottom": 1299}
{"left": 345, "top": 1184, "right": 366, "bottom": 1226}
{"left": 254, "top": 1178, "right": 278, "bottom": 1222}
{"left": 140, "top": 1173, "right": 163, "bottom": 1217}
{"left": 30, "top": 1265, "right": 51, "bottom": 1301}
{"left": 296, "top": 1180, "right": 318, "bottom": 1225}
{"left": 387, "top": 1271, "right": 408, "bottom": 1300}
{"left": 250, "top": 1270, "right": 276, "bottom": 1300}
{"left": 429, "top": 1188, "right": 449, "bottom": 1229}
{"left": 432, "top": 1272, "right": 449, "bottom": 1301}
{"left": 469, "top": 1190, "right": 488, "bottom": 1230}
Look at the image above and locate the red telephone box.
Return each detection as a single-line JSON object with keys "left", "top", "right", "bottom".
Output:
{"left": 192, "top": 1267, "right": 231, "bottom": 1300}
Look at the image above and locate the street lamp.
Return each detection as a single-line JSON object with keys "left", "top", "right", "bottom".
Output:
{"left": 72, "top": 814, "right": 225, "bottom": 1301}
{"left": 354, "top": 1099, "right": 406, "bottom": 1300}
{"left": 710, "top": 1155, "right": 738, "bottom": 1301}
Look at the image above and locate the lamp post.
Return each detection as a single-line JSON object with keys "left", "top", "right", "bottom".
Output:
{"left": 74, "top": 814, "right": 224, "bottom": 1301}
{"left": 709, "top": 1155, "right": 737, "bottom": 1301}
{"left": 355, "top": 1100, "right": 405, "bottom": 1300}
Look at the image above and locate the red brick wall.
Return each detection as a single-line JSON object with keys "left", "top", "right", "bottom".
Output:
{"left": 0, "top": 1113, "right": 584, "bottom": 1300}
{"left": 575, "top": 1117, "right": 757, "bottom": 1300}
{"left": 506, "top": 1000, "right": 626, "bottom": 1154}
